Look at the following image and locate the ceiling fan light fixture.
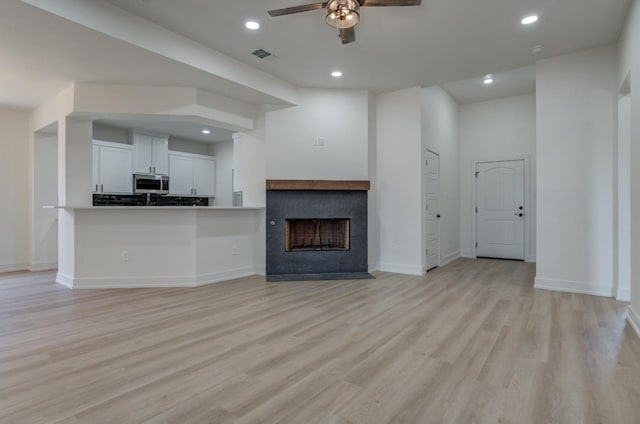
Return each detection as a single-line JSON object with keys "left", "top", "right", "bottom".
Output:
{"left": 325, "top": 0, "right": 360, "bottom": 29}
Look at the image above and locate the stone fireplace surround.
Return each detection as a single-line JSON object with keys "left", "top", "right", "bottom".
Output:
{"left": 266, "top": 180, "right": 374, "bottom": 282}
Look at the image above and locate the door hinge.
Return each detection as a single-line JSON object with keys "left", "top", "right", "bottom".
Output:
{"left": 475, "top": 242, "right": 478, "bottom": 248}
{"left": 475, "top": 171, "right": 479, "bottom": 178}
{"left": 475, "top": 207, "right": 478, "bottom": 213}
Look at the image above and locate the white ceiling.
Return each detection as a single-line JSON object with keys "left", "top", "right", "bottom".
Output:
{"left": 443, "top": 66, "right": 536, "bottom": 105}
{"left": 1, "top": 0, "right": 631, "bottom": 110}
{"left": 106, "top": 0, "right": 629, "bottom": 92}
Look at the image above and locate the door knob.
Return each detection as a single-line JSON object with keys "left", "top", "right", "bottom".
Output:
{"left": 437, "top": 214, "right": 441, "bottom": 218}
{"left": 515, "top": 213, "right": 524, "bottom": 217}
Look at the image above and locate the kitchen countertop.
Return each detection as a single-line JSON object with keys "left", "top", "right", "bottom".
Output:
{"left": 44, "top": 205, "right": 264, "bottom": 210}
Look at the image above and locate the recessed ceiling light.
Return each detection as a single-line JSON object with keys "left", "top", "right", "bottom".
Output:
{"left": 530, "top": 45, "right": 544, "bottom": 54}
{"left": 521, "top": 15, "right": 539, "bottom": 25}
{"left": 483, "top": 75, "right": 494, "bottom": 85}
{"left": 202, "top": 129, "right": 211, "bottom": 135}
{"left": 245, "top": 21, "right": 260, "bottom": 30}
{"left": 332, "top": 71, "right": 343, "bottom": 77}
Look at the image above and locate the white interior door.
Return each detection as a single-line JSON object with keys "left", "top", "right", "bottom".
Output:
{"left": 476, "top": 160, "right": 525, "bottom": 260}
{"left": 425, "top": 150, "right": 440, "bottom": 271}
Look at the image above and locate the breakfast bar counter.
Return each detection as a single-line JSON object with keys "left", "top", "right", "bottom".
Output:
{"left": 51, "top": 205, "right": 266, "bottom": 289}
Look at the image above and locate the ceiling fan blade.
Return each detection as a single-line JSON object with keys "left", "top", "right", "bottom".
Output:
{"left": 340, "top": 27, "right": 356, "bottom": 44}
{"left": 361, "top": 0, "right": 422, "bottom": 6}
{"left": 268, "top": 2, "right": 328, "bottom": 17}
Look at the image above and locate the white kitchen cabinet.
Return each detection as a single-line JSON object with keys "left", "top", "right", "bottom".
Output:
{"left": 168, "top": 152, "right": 216, "bottom": 197}
{"left": 133, "top": 132, "right": 169, "bottom": 175}
{"left": 193, "top": 158, "right": 216, "bottom": 197}
{"left": 93, "top": 141, "right": 133, "bottom": 194}
{"left": 92, "top": 145, "right": 100, "bottom": 193}
{"left": 168, "top": 155, "right": 194, "bottom": 196}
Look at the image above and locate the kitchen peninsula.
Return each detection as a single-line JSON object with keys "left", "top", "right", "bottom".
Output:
{"left": 52, "top": 205, "right": 265, "bottom": 289}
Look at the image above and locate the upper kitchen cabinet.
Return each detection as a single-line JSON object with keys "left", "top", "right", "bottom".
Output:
{"left": 132, "top": 132, "right": 169, "bottom": 175}
{"left": 169, "top": 151, "right": 216, "bottom": 197}
{"left": 93, "top": 140, "right": 133, "bottom": 194}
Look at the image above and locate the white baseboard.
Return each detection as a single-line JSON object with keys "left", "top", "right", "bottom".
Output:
{"left": 617, "top": 287, "right": 631, "bottom": 302}
{"left": 30, "top": 262, "right": 58, "bottom": 272}
{"left": 378, "top": 262, "right": 424, "bottom": 276}
{"left": 56, "top": 267, "right": 260, "bottom": 289}
{"left": 56, "top": 272, "right": 74, "bottom": 288}
{"left": 525, "top": 255, "right": 537, "bottom": 263}
{"left": 0, "top": 262, "right": 28, "bottom": 273}
{"left": 460, "top": 251, "right": 475, "bottom": 259}
{"left": 195, "top": 267, "right": 259, "bottom": 286}
{"left": 440, "top": 251, "right": 460, "bottom": 267}
{"left": 628, "top": 306, "right": 640, "bottom": 340}
{"left": 534, "top": 276, "right": 614, "bottom": 298}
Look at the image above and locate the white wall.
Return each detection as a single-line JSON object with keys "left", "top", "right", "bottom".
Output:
{"left": 233, "top": 112, "right": 266, "bottom": 207}
{"left": 422, "top": 86, "right": 460, "bottom": 266}
{"left": 367, "top": 92, "right": 379, "bottom": 272}
{"left": 535, "top": 45, "right": 618, "bottom": 297}
{"left": 169, "top": 137, "right": 211, "bottom": 156}
{"left": 377, "top": 87, "right": 423, "bottom": 275}
{"left": 617, "top": 95, "right": 631, "bottom": 301}
{"left": 209, "top": 140, "right": 233, "bottom": 206}
{"left": 0, "top": 107, "right": 29, "bottom": 272}
{"left": 93, "top": 123, "right": 129, "bottom": 144}
{"left": 459, "top": 93, "right": 536, "bottom": 261}
{"left": 265, "top": 88, "right": 369, "bottom": 180}
{"left": 32, "top": 133, "right": 58, "bottom": 271}
{"left": 619, "top": 0, "right": 640, "bottom": 333}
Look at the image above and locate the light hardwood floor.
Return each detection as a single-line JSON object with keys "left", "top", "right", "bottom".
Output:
{"left": 0, "top": 259, "right": 639, "bottom": 423}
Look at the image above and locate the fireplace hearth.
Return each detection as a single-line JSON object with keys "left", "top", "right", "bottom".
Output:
{"left": 266, "top": 180, "right": 373, "bottom": 282}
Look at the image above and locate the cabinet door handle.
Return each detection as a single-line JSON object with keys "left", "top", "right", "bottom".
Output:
{"left": 153, "top": 167, "right": 156, "bottom": 174}
{"left": 194, "top": 189, "right": 197, "bottom": 196}
{"left": 100, "top": 184, "right": 103, "bottom": 192}
{"left": 95, "top": 184, "right": 98, "bottom": 192}
{"left": 149, "top": 166, "right": 152, "bottom": 173}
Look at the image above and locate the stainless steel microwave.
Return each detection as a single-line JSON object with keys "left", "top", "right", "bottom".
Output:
{"left": 133, "top": 173, "right": 169, "bottom": 194}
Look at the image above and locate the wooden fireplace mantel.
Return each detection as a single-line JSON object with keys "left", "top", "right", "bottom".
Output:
{"left": 266, "top": 180, "right": 370, "bottom": 191}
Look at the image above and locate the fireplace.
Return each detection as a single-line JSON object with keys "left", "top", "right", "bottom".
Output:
{"left": 286, "top": 219, "right": 350, "bottom": 252}
{"left": 266, "top": 180, "right": 373, "bottom": 281}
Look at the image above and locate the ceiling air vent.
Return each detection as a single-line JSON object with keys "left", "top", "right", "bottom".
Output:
{"left": 251, "top": 49, "right": 275, "bottom": 60}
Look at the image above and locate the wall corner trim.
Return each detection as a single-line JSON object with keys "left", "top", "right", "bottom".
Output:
{"left": 56, "top": 273, "right": 74, "bottom": 289}
{"left": 616, "top": 288, "right": 631, "bottom": 302}
{"left": 534, "top": 276, "right": 615, "bottom": 298}
{"left": 628, "top": 306, "right": 640, "bottom": 340}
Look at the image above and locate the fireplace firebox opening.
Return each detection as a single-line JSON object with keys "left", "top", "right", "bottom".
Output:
{"left": 285, "top": 219, "right": 350, "bottom": 252}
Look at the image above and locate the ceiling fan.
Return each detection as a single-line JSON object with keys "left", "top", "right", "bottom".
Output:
{"left": 268, "top": 0, "right": 422, "bottom": 45}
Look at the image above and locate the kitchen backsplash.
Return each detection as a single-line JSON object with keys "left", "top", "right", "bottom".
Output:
{"left": 93, "top": 194, "right": 210, "bottom": 207}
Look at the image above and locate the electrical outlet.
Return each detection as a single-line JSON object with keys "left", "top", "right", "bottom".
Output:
{"left": 232, "top": 246, "right": 239, "bottom": 256}
{"left": 121, "top": 250, "right": 129, "bottom": 262}
{"left": 313, "top": 137, "right": 325, "bottom": 147}
{"left": 391, "top": 243, "right": 399, "bottom": 251}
